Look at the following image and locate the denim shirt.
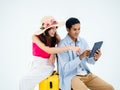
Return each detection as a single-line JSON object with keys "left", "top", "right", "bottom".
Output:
{"left": 57, "top": 34, "right": 96, "bottom": 90}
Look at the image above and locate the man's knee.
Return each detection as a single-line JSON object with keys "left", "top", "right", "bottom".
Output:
{"left": 106, "top": 84, "right": 114, "bottom": 90}
{"left": 104, "top": 84, "right": 114, "bottom": 90}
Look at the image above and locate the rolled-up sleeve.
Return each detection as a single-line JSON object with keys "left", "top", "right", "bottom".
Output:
{"left": 86, "top": 57, "right": 96, "bottom": 64}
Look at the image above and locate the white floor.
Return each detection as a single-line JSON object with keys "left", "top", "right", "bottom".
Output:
{"left": 34, "top": 85, "right": 38, "bottom": 90}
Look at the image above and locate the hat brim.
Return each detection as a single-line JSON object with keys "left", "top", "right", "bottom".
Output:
{"left": 34, "top": 22, "right": 64, "bottom": 35}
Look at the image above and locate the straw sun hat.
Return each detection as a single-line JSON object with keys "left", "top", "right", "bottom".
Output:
{"left": 34, "top": 16, "right": 64, "bottom": 35}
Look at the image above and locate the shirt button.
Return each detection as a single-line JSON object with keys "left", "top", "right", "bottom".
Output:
{"left": 82, "top": 68, "right": 84, "bottom": 71}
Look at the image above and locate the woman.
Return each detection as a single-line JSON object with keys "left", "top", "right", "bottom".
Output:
{"left": 19, "top": 16, "right": 80, "bottom": 90}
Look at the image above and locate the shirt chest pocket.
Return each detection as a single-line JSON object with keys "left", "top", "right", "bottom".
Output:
{"left": 67, "top": 50, "right": 77, "bottom": 61}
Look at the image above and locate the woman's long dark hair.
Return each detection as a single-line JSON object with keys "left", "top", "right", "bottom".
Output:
{"left": 38, "top": 28, "right": 59, "bottom": 47}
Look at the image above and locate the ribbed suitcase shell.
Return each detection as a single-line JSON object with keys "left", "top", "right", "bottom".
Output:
{"left": 39, "top": 71, "right": 59, "bottom": 90}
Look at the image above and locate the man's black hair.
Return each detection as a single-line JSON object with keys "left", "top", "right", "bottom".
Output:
{"left": 65, "top": 17, "right": 80, "bottom": 29}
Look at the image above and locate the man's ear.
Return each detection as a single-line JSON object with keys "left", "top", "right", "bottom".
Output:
{"left": 66, "top": 28, "right": 69, "bottom": 32}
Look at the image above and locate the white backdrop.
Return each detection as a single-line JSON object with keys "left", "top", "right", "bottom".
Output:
{"left": 0, "top": 0, "right": 120, "bottom": 90}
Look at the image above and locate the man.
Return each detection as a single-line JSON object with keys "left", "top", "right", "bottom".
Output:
{"left": 57, "top": 17, "right": 114, "bottom": 90}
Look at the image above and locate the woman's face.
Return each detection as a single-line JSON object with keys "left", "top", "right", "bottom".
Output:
{"left": 48, "top": 26, "right": 57, "bottom": 37}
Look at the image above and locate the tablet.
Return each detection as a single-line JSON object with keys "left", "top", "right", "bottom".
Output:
{"left": 89, "top": 41, "right": 103, "bottom": 58}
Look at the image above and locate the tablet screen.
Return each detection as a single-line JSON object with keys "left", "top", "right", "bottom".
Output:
{"left": 89, "top": 41, "right": 103, "bottom": 58}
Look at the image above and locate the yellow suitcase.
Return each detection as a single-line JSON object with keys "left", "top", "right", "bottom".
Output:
{"left": 39, "top": 71, "right": 59, "bottom": 90}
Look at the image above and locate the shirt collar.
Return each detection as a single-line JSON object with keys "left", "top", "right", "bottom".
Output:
{"left": 65, "top": 34, "right": 81, "bottom": 44}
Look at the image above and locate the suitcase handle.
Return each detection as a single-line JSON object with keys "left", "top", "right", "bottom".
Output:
{"left": 56, "top": 54, "right": 59, "bottom": 74}
{"left": 50, "top": 81, "right": 53, "bottom": 88}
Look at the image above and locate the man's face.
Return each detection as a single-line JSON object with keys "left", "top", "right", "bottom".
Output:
{"left": 67, "top": 23, "right": 80, "bottom": 41}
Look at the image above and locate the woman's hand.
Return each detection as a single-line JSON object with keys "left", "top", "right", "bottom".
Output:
{"left": 48, "top": 54, "right": 56, "bottom": 65}
{"left": 69, "top": 46, "right": 81, "bottom": 53}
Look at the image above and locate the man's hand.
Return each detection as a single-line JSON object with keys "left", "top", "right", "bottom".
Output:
{"left": 94, "top": 49, "right": 102, "bottom": 61}
{"left": 79, "top": 50, "right": 91, "bottom": 60}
